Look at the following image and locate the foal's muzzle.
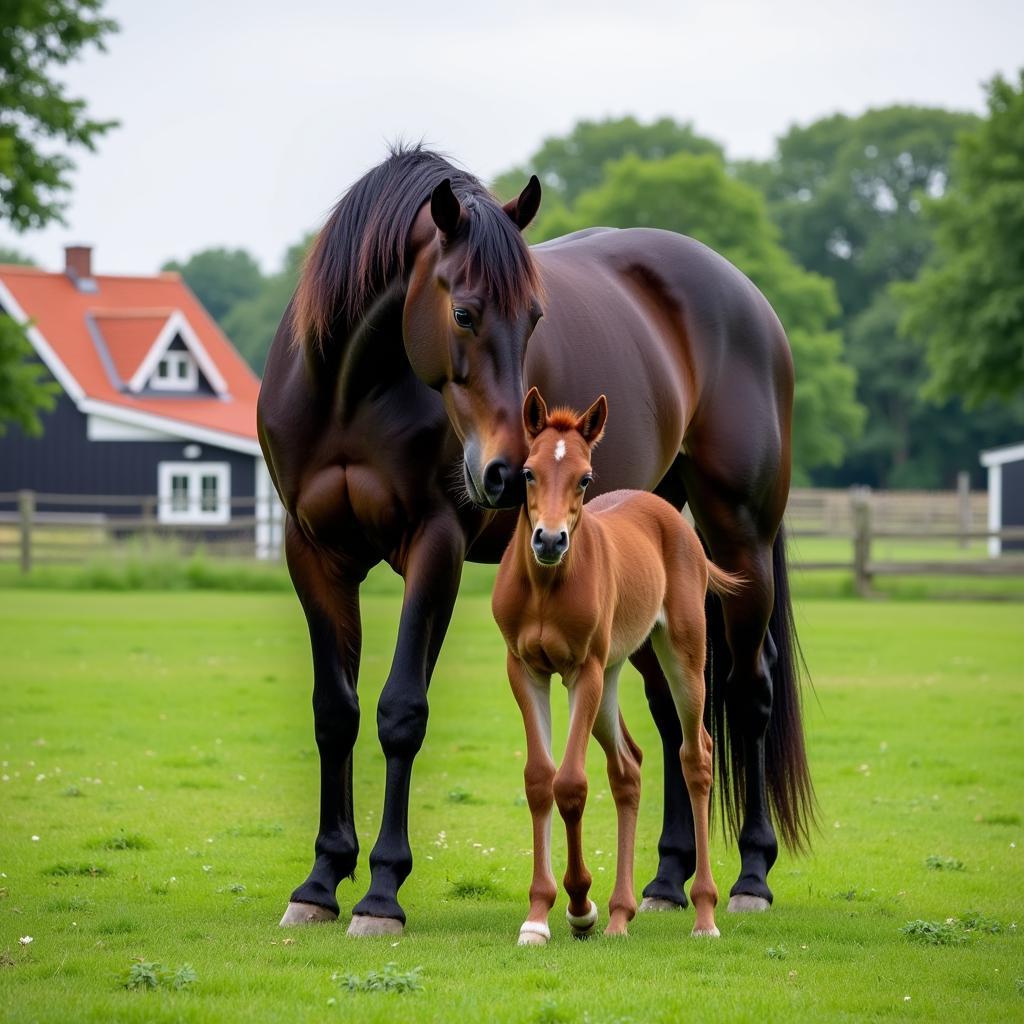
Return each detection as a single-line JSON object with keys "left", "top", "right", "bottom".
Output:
{"left": 532, "top": 526, "right": 569, "bottom": 565}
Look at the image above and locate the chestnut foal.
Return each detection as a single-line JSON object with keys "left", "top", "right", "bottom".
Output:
{"left": 493, "top": 388, "right": 742, "bottom": 945}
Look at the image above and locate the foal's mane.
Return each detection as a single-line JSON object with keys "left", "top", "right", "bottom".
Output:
{"left": 293, "top": 144, "right": 538, "bottom": 349}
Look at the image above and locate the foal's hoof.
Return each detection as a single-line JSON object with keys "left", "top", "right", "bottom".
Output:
{"left": 346, "top": 914, "right": 404, "bottom": 938}
{"left": 639, "top": 896, "right": 684, "bottom": 913}
{"left": 279, "top": 901, "right": 338, "bottom": 926}
{"left": 727, "top": 894, "right": 771, "bottom": 913}
{"left": 518, "top": 921, "right": 551, "bottom": 946}
{"left": 566, "top": 900, "right": 599, "bottom": 938}
{"left": 691, "top": 925, "right": 721, "bottom": 938}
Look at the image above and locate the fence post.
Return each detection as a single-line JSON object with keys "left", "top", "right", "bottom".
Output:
{"left": 851, "top": 486, "right": 873, "bottom": 598}
{"left": 957, "top": 471, "right": 971, "bottom": 549}
{"left": 18, "top": 489, "right": 35, "bottom": 575}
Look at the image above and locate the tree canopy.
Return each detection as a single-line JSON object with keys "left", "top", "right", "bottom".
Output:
{"left": 530, "top": 152, "right": 864, "bottom": 479}
{"left": 897, "top": 72, "right": 1024, "bottom": 407}
{"left": 163, "top": 248, "right": 264, "bottom": 325}
{"left": 0, "top": 0, "right": 117, "bottom": 436}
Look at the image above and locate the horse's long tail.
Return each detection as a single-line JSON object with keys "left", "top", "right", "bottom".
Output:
{"left": 708, "top": 524, "right": 816, "bottom": 852}
{"left": 706, "top": 559, "right": 745, "bottom": 597}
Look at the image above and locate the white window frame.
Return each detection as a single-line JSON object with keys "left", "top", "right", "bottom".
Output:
{"left": 157, "top": 462, "right": 231, "bottom": 524}
{"left": 151, "top": 350, "right": 198, "bottom": 391}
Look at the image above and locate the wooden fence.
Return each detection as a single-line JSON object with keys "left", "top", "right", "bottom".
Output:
{"left": 1, "top": 486, "right": 1023, "bottom": 593}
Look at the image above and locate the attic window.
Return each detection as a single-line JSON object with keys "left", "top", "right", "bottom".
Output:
{"left": 151, "top": 349, "right": 197, "bottom": 390}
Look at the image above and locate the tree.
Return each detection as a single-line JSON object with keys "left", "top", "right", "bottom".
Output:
{"left": 0, "top": 247, "right": 36, "bottom": 266}
{"left": 531, "top": 152, "right": 864, "bottom": 479}
{"left": 492, "top": 115, "right": 722, "bottom": 211}
{"left": 898, "top": 72, "right": 1024, "bottom": 407}
{"left": 0, "top": 0, "right": 117, "bottom": 435}
{"left": 163, "top": 248, "right": 264, "bottom": 325}
{"left": 740, "top": 106, "right": 977, "bottom": 320}
{"left": 222, "top": 237, "right": 311, "bottom": 373}
{"left": 0, "top": 0, "right": 118, "bottom": 229}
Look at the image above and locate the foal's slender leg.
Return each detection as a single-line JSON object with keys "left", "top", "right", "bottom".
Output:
{"left": 349, "top": 517, "right": 465, "bottom": 935}
{"left": 651, "top": 623, "right": 719, "bottom": 937}
{"left": 555, "top": 658, "right": 604, "bottom": 935}
{"left": 281, "top": 522, "right": 366, "bottom": 924}
{"left": 591, "top": 662, "right": 643, "bottom": 936}
{"left": 508, "top": 654, "right": 556, "bottom": 945}
{"left": 631, "top": 642, "right": 695, "bottom": 911}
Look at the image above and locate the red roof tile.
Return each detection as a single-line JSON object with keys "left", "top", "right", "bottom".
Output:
{"left": 0, "top": 265, "right": 260, "bottom": 446}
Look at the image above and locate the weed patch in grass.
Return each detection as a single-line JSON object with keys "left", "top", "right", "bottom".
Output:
{"left": 90, "top": 832, "right": 152, "bottom": 852}
{"left": 446, "top": 786, "right": 480, "bottom": 805}
{"left": 334, "top": 962, "right": 423, "bottom": 994}
{"left": 42, "top": 863, "right": 110, "bottom": 878}
{"left": 981, "top": 812, "right": 1021, "bottom": 826}
{"left": 765, "top": 945, "right": 788, "bottom": 959}
{"left": 926, "top": 854, "right": 965, "bottom": 871}
{"left": 446, "top": 877, "right": 501, "bottom": 900}
{"left": 122, "top": 959, "right": 197, "bottom": 992}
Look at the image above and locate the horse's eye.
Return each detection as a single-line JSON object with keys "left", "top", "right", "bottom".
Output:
{"left": 523, "top": 468, "right": 535, "bottom": 484}
{"left": 453, "top": 307, "right": 474, "bottom": 330}
{"left": 579, "top": 474, "right": 593, "bottom": 490}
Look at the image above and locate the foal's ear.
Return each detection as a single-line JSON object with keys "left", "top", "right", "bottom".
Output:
{"left": 576, "top": 395, "right": 608, "bottom": 447}
{"left": 430, "top": 178, "right": 463, "bottom": 237}
{"left": 523, "top": 386, "right": 549, "bottom": 439}
{"left": 502, "top": 175, "right": 542, "bottom": 232}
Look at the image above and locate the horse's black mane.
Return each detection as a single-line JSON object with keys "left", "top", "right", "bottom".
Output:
{"left": 294, "top": 144, "right": 537, "bottom": 348}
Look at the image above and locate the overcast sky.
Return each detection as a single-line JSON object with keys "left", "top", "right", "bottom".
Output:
{"left": 3, "top": 0, "right": 1022, "bottom": 275}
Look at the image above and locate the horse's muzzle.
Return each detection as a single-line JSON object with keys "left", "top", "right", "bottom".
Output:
{"left": 466, "top": 458, "right": 524, "bottom": 509}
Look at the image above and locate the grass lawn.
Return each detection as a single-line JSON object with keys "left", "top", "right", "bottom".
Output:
{"left": 1, "top": 584, "right": 1022, "bottom": 1022}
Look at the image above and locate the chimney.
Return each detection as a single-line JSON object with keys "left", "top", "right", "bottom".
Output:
{"left": 64, "top": 245, "right": 97, "bottom": 292}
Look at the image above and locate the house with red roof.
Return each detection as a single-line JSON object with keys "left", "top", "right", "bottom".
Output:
{"left": 0, "top": 246, "right": 281, "bottom": 555}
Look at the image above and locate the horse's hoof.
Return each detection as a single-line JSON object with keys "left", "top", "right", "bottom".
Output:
{"left": 691, "top": 925, "right": 721, "bottom": 938}
{"left": 639, "top": 896, "right": 683, "bottom": 913}
{"left": 279, "top": 901, "right": 338, "bottom": 926}
{"left": 727, "top": 894, "right": 770, "bottom": 913}
{"left": 518, "top": 921, "right": 550, "bottom": 946}
{"left": 566, "top": 899, "right": 599, "bottom": 938}
{"left": 346, "top": 914, "right": 404, "bottom": 937}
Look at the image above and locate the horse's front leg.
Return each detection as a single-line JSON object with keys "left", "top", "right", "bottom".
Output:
{"left": 348, "top": 516, "right": 465, "bottom": 936}
{"left": 555, "top": 658, "right": 604, "bottom": 937}
{"left": 507, "top": 653, "right": 556, "bottom": 946}
{"left": 281, "top": 522, "right": 367, "bottom": 925}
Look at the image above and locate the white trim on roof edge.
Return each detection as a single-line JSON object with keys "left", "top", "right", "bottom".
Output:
{"left": 128, "top": 310, "right": 229, "bottom": 396}
{"left": 78, "top": 398, "right": 261, "bottom": 456}
{"left": 980, "top": 441, "right": 1024, "bottom": 468}
{"left": 0, "top": 277, "right": 85, "bottom": 402}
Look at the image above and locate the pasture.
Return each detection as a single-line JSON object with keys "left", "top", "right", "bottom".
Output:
{"left": 1, "top": 577, "right": 1022, "bottom": 1022}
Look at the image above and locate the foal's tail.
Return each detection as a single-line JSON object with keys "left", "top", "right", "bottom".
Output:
{"left": 705, "top": 559, "right": 745, "bottom": 597}
{"left": 708, "top": 524, "right": 817, "bottom": 853}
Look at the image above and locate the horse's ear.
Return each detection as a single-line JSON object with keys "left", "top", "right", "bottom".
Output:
{"left": 430, "top": 178, "right": 463, "bottom": 237}
{"left": 523, "top": 386, "right": 549, "bottom": 439}
{"left": 576, "top": 395, "right": 608, "bottom": 447}
{"left": 502, "top": 175, "right": 542, "bottom": 232}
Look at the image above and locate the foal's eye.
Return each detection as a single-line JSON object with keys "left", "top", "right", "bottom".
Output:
{"left": 579, "top": 474, "right": 593, "bottom": 490}
{"left": 522, "top": 468, "right": 535, "bottom": 484}
{"left": 453, "top": 307, "right": 474, "bottom": 330}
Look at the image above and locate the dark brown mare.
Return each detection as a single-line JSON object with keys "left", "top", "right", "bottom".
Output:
{"left": 258, "top": 145, "right": 814, "bottom": 935}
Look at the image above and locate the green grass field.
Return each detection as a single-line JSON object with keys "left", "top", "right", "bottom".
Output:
{"left": 1, "top": 583, "right": 1022, "bottom": 1022}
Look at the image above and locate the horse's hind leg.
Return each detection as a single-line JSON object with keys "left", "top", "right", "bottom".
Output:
{"left": 508, "top": 654, "right": 557, "bottom": 945}
{"left": 349, "top": 516, "right": 465, "bottom": 935}
{"left": 281, "top": 523, "right": 366, "bottom": 925}
{"left": 591, "top": 662, "right": 642, "bottom": 936}
{"left": 631, "top": 642, "right": 694, "bottom": 911}
{"left": 651, "top": 620, "right": 719, "bottom": 938}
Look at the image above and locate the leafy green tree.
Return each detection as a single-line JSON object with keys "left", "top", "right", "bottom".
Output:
{"left": 898, "top": 72, "right": 1024, "bottom": 407}
{"left": 163, "top": 248, "right": 264, "bottom": 325}
{"left": 493, "top": 116, "right": 722, "bottom": 211}
{"left": 740, "top": 106, "right": 977, "bottom": 320}
{"left": 0, "top": 0, "right": 118, "bottom": 229}
{"left": 222, "top": 237, "right": 312, "bottom": 373}
{"left": 0, "top": 247, "right": 36, "bottom": 266}
{"left": 0, "top": 0, "right": 117, "bottom": 435}
{"left": 531, "top": 152, "right": 864, "bottom": 478}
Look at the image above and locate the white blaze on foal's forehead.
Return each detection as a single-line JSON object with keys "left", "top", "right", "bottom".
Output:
{"left": 554, "top": 439, "right": 566, "bottom": 462}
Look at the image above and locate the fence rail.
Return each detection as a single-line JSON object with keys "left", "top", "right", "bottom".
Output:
{"left": 1, "top": 486, "right": 1022, "bottom": 594}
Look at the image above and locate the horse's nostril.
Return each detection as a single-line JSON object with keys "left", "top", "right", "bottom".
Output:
{"left": 558, "top": 531, "right": 568, "bottom": 546}
{"left": 482, "top": 459, "right": 509, "bottom": 498}
{"left": 533, "top": 527, "right": 544, "bottom": 545}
